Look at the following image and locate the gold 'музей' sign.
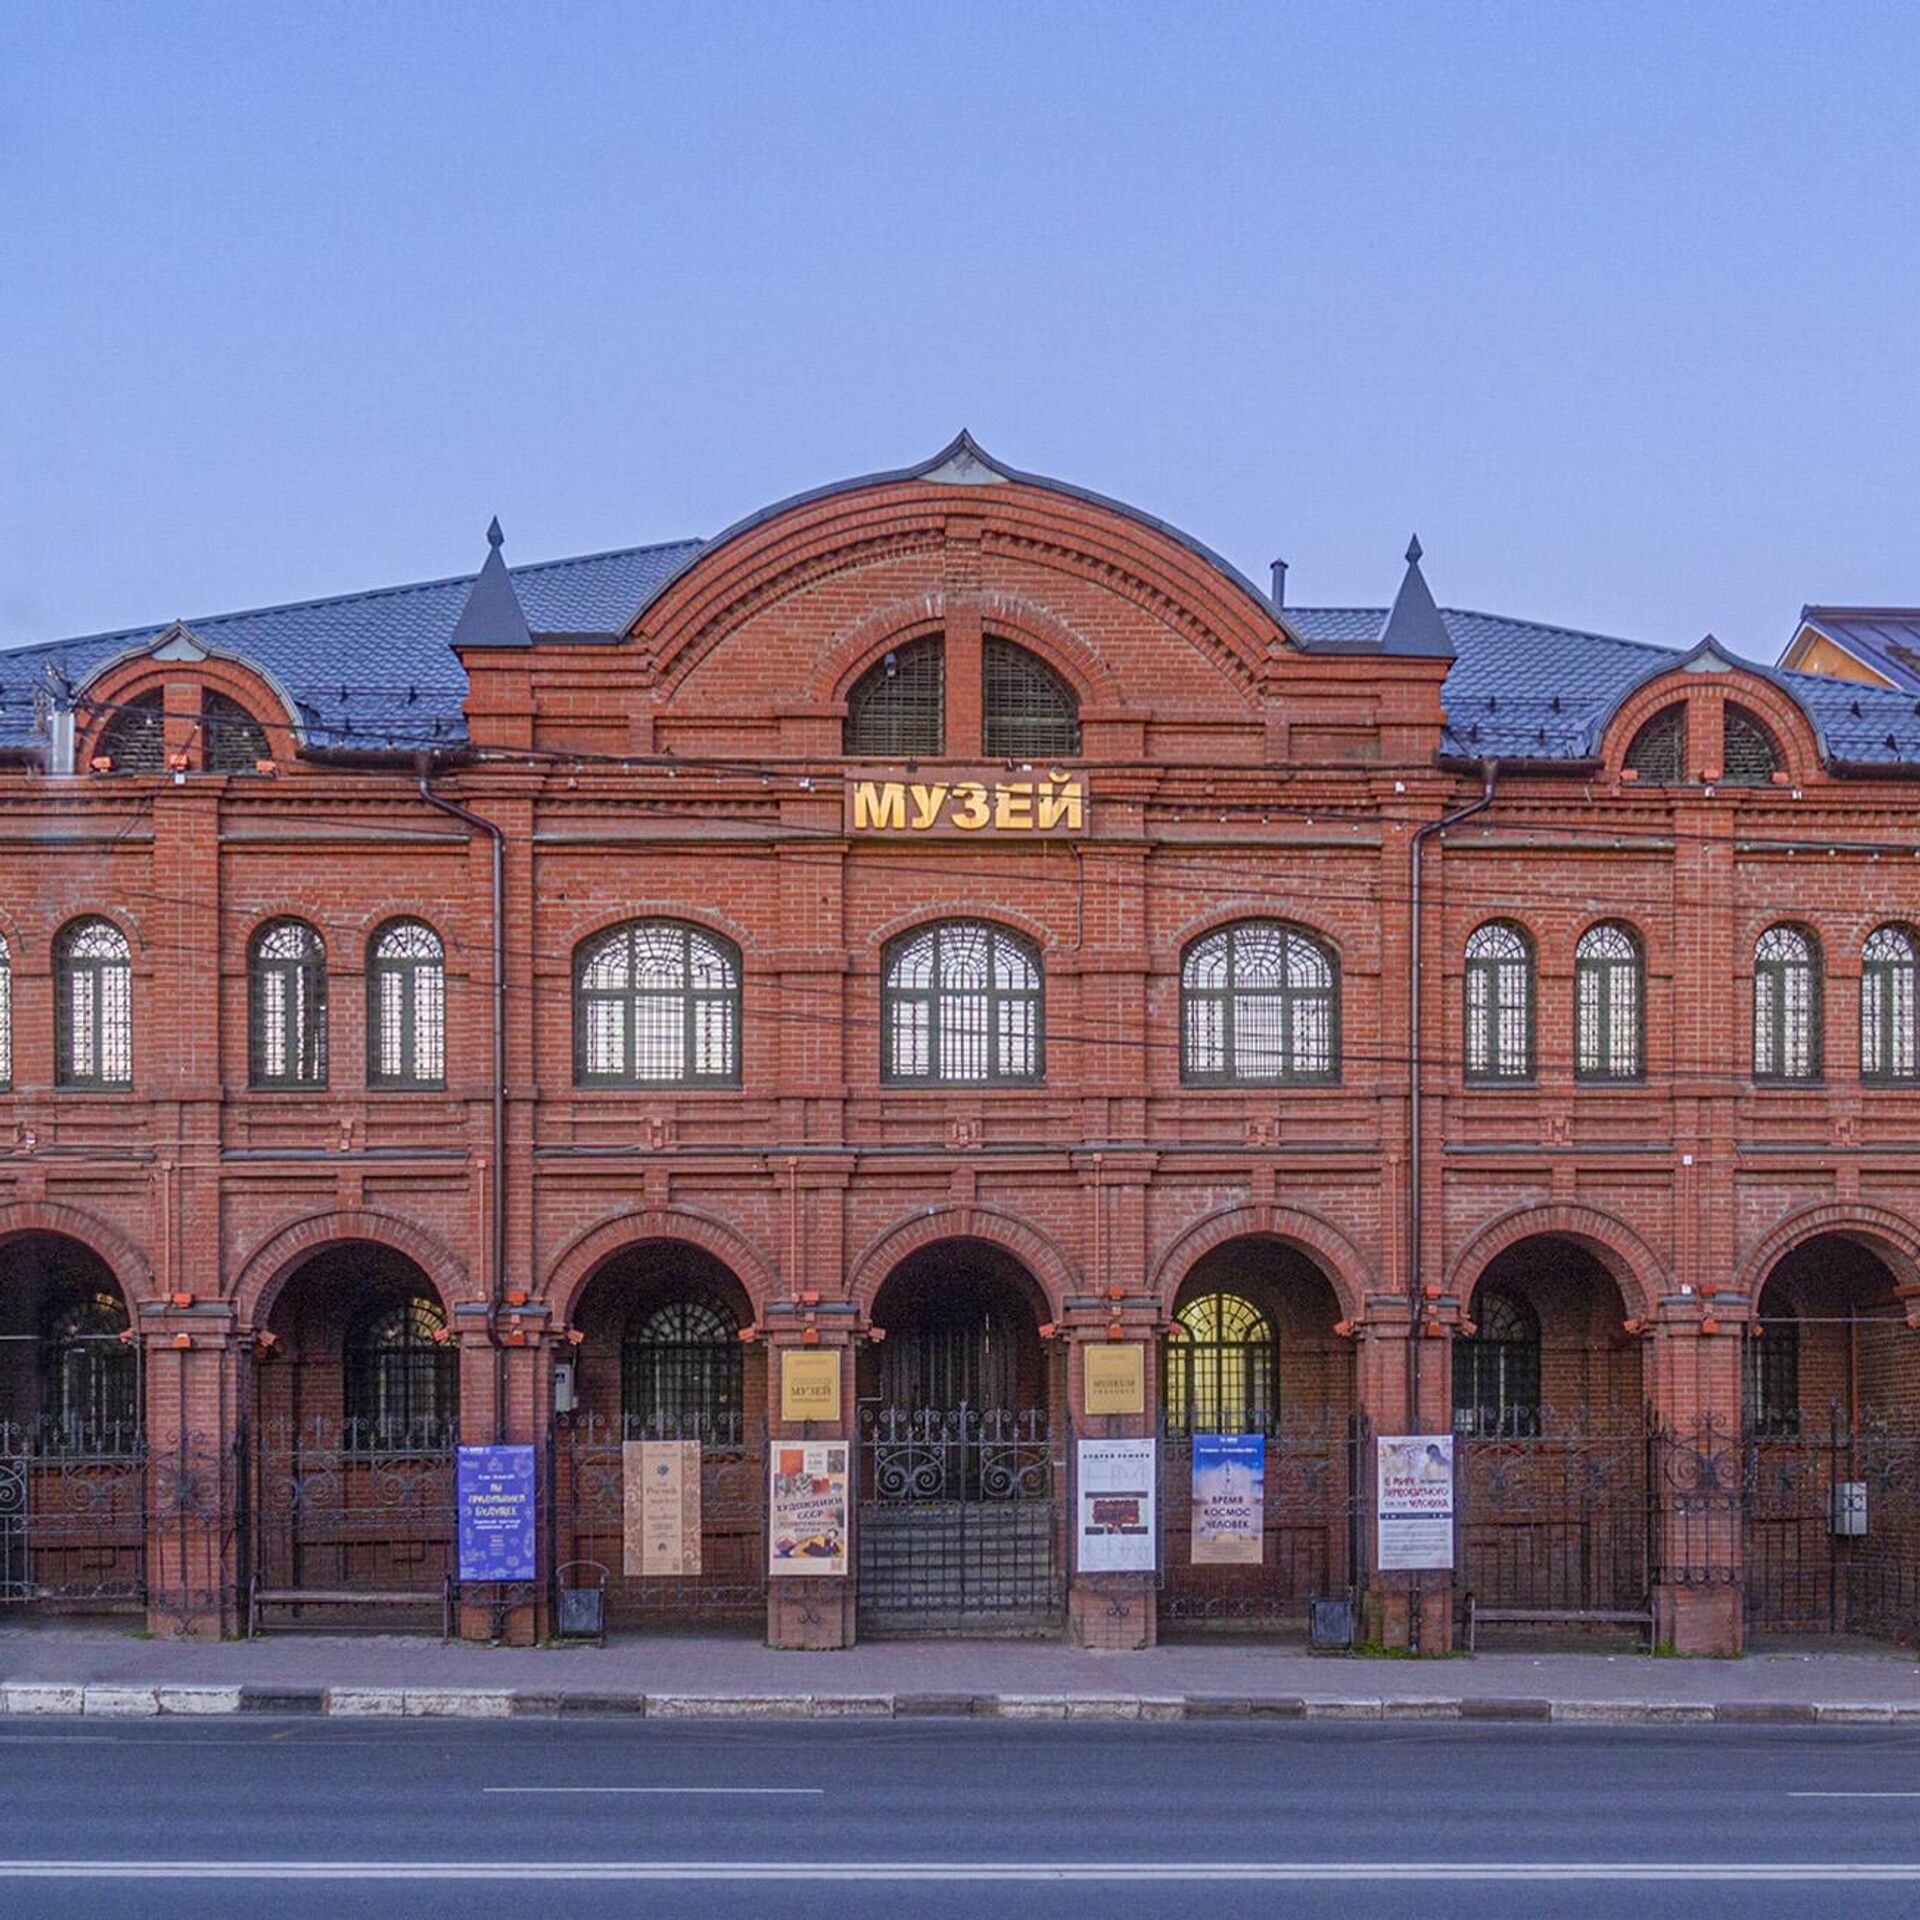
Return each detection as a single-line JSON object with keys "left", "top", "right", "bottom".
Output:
{"left": 846, "top": 768, "right": 1087, "bottom": 838}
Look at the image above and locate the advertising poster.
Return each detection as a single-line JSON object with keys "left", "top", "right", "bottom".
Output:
{"left": 1191, "top": 1432, "right": 1265, "bottom": 1565}
{"left": 769, "top": 1442, "right": 848, "bottom": 1576}
{"left": 456, "top": 1443, "right": 538, "bottom": 1582}
{"left": 623, "top": 1439, "right": 702, "bottom": 1577}
{"left": 1076, "top": 1437, "right": 1157, "bottom": 1573}
{"left": 1377, "top": 1433, "right": 1455, "bottom": 1571}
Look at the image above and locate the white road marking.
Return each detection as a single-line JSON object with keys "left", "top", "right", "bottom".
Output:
{"left": 1790, "top": 1792, "right": 1920, "bottom": 1799}
{"left": 482, "top": 1786, "right": 825, "bottom": 1796}
{"left": 0, "top": 1861, "right": 1918, "bottom": 1881}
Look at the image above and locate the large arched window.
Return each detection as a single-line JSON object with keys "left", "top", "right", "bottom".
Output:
{"left": 1164, "top": 1292, "right": 1276, "bottom": 1437}
{"left": 42, "top": 1291, "right": 140, "bottom": 1455}
{"left": 1624, "top": 705, "right": 1687, "bottom": 786}
{"left": 203, "top": 691, "right": 271, "bottom": 774}
{"left": 94, "top": 691, "right": 166, "bottom": 774}
{"left": 1745, "top": 1315, "right": 1800, "bottom": 1440}
{"left": 1464, "top": 921, "right": 1533, "bottom": 1082}
{"left": 55, "top": 918, "right": 133, "bottom": 1090}
{"left": 343, "top": 1297, "right": 457, "bottom": 1450}
{"left": 844, "top": 637, "right": 945, "bottom": 757}
{"left": 883, "top": 921, "right": 1042, "bottom": 1085}
{"left": 249, "top": 920, "right": 327, "bottom": 1088}
{"left": 368, "top": 920, "right": 446, "bottom": 1090}
{"left": 1452, "top": 1289, "right": 1541, "bottom": 1437}
{"left": 0, "top": 929, "right": 11, "bottom": 1093}
{"left": 1753, "top": 924, "right": 1821, "bottom": 1081}
{"left": 983, "top": 638, "right": 1080, "bottom": 758}
{"left": 575, "top": 922, "right": 742, "bottom": 1088}
{"left": 622, "top": 1291, "right": 745, "bottom": 1444}
{"left": 1861, "top": 924, "right": 1919, "bottom": 1083}
{"left": 1574, "top": 922, "right": 1643, "bottom": 1082}
{"left": 1181, "top": 921, "right": 1338, "bottom": 1085}
{"left": 1721, "top": 704, "right": 1781, "bottom": 786}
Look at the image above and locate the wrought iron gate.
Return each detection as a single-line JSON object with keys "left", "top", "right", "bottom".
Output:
{"left": 856, "top": 1403, "right": 1061, "bottom": 1634}
{"left": 0, "top": 1420, "right": 148, "bottom": 1607}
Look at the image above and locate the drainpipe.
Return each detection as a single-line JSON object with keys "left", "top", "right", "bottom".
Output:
{"left": 1406, "top": 760, "right": 1499, "bottom": 1430}
{"left": 418, "top": 762, "right": 509, "bottom": 1444}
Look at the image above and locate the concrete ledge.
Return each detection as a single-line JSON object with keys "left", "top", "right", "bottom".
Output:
{"left": 326, "top": 1688, "right": 406, "bottom": 1717}
{"left": 237, "top": 1687, "right": 326, "bottom": 1715}
{"left": 553, "top": 1692, "right": 648, "bottom": 1717}
{"left": 405, "top": 1689, "right": 513, "bottom": 1719}
{"left": 985, "top": 1695, "right": 1070, "bottom": 1720}
{"left": 1304, "top": 1698, "right": 1383, "bottom": 1719}
{"left": 0, "top": 1685, "right": 85, "bottom": 1716}
{"left": 1064, "top": 1697, "right": 1142, "bottom": 1721}
{"left": 157, "top": 1686, "right": 243, "bottom": 1715}
{"left": 647, "top": 1695, "right": 801, "bottom": 1719}
{"left": 1459, "top": 1697, "right": 1552, "bottom": 1721}
{"left": 81, "top": 1686, "right": 159, "bottom": 1716}
{"left": 805, "top": 1695, "right": 894, "bottom": 1718}
{"left": 1381, "top": 1697, "right": 1463, "bottom": 1720}
{"left": 1716, "top": 1701, "right": 1817, "bottom": 1724}
{"left": 893, "top": 1693, "right": 978, "bottom": 1717}
{"left": 1550, "top": 1700, "right": 1715, "bottom": 1724}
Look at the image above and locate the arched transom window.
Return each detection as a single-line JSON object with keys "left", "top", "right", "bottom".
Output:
{"left": 55, "top": 918, "right": 132, "bottom": 1090}
{"left": 622, "top": 1291, "right": 745, "bottom": 1444}
{"left": 844, "top": 636, "right": 945, "bottom": 757}
{"left": 1753, "top": 924, "right": 1820, "bottom": 1081}
{"left": 1452, "top": 1288, "right": 1541, "bottom": 1437}
{"left": 368, "top": 920, "right": 446, "bottom": 1089}
{"left": 1164, "top": 1291, "right": 1276, "bottom": 1437}
{"left": 1574, "top": 922, "right": 1643, "bottom": 1082}
{"left": 883, "top": 922, "right": 1042, "bottom": 1084}
{"left": 575, "top": 922, "right": 742, "bottom": 1087}
{"left": 1721, "top": 704, "right": 1781, "bottom": 786}
{"left": 1624, "top": 705, "right": 1687, "bottom": 786}
{"left": 1861, "top": 925, "right": 1919, "bottom": 1083}
{"left": 343, "top": 1297, "right": 457, "bottom": 1451}
{"left": 1181, "top": 921, "right": 1338, "bottom": 1085}
{"left": 983, "top": 638, "right": 1081, "bottom": 758}
{"left": 249, "top": 919, "right": 327, "bottom": 1088}
{"left": 1463, "top": 921, "right": 1533, "bottom": 1082}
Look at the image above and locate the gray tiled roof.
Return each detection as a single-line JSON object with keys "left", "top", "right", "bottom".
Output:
{"left": 7, "top": 549, "right": 1920, "bottom": 771}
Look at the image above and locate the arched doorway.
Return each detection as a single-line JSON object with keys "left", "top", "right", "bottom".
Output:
{"left": 1159, "top": 1237, "right": 1359, "bottom": 1635}
{"left": 856, "top": 1240, "right": 1061, "bottom": 1635}
{"left": 1745, "top": 1234, "right": 1920, "bottom": 1641}
{"left": 553, "top": 1240, "right": 766, "bottom": 1629}
{"left": 1453, "top": 1235, "right": 1649, "bottom": 1636}
{"left": 249, "top": 1242, "right": 457, "bottom": 1625}
{"left": 0, "top": 1233, "right": 144, "bottom": 1611}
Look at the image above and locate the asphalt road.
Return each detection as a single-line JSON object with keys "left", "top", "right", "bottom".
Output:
{"left": 2, "top": 1716, "right": 1919, "bottom": 1919}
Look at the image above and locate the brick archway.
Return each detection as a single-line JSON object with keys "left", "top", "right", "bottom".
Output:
{"left": 848, "top": 1205, "right": 1078, "bottom": 1321}
{"left": 0, "top": 1201, "right": 153, "bottom": 1296}
{"left": 1446, "top": 1203, "right": 1665, "bottom": 1322}
{"left": 546, "top": 1207, "right": 780, "bottom": 1327}
{"left": 1736, "top": 1201, "right": 1920, "bottom": 1312}
{"left": 1148, "top": 1203, "right": 1373, "bottom": 1325}
{"left": 232, "top": 1208, "right": 469, "bottom": 1328}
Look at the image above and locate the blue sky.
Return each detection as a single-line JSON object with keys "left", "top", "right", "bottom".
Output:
{"left": 3, "top": 2, "right": 1916, "bottom": 661}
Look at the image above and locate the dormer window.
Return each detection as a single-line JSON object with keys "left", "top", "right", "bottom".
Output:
{"left": 94, "top": 693, "right": 166, "bottom": 774}
{"left": 1624, "top": 705, "right": 1686, "bottom": 785}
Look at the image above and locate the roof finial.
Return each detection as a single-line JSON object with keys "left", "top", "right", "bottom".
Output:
{"left": 452, "top": 517, "right": 533, "bottom": 650}
{"left": 1406, "top": 533, "right": 1423, "bottom": 566}
{"left": 1378, "top": 532, "right": 1453, "bottom": 659}
{"left": 487, "top": 516, "right": 504, "bottom": 550}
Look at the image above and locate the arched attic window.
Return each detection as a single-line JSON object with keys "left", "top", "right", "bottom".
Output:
{"left": 983, "top": 638, "right": 1080, "bottom": 758}
{"left": 1623, "top": 704, "right": 1687, "bottom": 785}
{"left": 844, "top": 637, "right": 944, "bottom": 757}
{"left": 204, "top": 691, "right": 272, "bottom": 773}
{"left": 94, "top": 692, "right": 165, "bottom": 774}
{"left": 1721, "top": 704, "right": 1781, "bottom": 786}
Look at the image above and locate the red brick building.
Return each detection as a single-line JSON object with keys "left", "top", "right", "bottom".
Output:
{"left": 0, "top": 434, "right": 1916, "bottom": 1654}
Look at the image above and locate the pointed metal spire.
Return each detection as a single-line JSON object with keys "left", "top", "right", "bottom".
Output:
{"left": 452, "top": 516, "right": 533, "bottom": 650}
{"left": 1379, "top": 532, "right": 1453, "bottom": 658}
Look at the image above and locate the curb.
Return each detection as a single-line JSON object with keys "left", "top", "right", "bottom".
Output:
{"left": 4, "top": 1683, "right": 1920, "bottom": 1724}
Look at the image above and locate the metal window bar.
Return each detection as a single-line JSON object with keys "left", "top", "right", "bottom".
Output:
{"left": 1743, "top": 1319, "right": 1801, "bottom": 1440}
{"left": 55, "top": 920, "right": 132, "bottom": 1089}
{"left": 1179, "top": 921, "right": 1339, "bottom": 1085}
{"left": 1162, "top": 1293, "right": 1277, "bottom": 1438}
{"left": 1624, "top": 705, "right": 1687, "bottom": 785}
{"left": 1464, "top": 922, "right": 1533, "bottom": 1081}
{"left": 1861, "top": 926, "right": 1918, "bottom": 1082}
{"left": 883, "top": 922, "right": 1042, "bottom": 1085}
{"left": 343, "top": 1300, "right": 459, "bottom": 1452}
{"left": 982, "top": 638, "right": 1081, "bottom": 758}
{"left": 1754, "top": 926, "right": 1820, "bottom": 1081}
{"left": 1722, "top": 704, "right": 1781, "bottom": 786}
{"left": 574, "top": 922, "right": 741, "bottom": 1087}
{"left": 94, "top": 694, "right": 166, "bottom": 774}
{"left": 249, "top": 921, "right": 327, "bottom": 1088}
{"left": 621, "top": 1296, "right": 745, "bottom": 1446}
{"left": 844, "top": 637, "right": 945, "bottom": 757}
{"left": 1452, "top": 1292, "right": 1542, "bottom": 1437}
{"left": 1574, "top": 924, "right": 1641, "bottom": 1081}
{"left": 203, "top": 692, "right": 271, "bottom": 774}
{"left": 368, "top": 921, "right": 446, "bottom": 1088}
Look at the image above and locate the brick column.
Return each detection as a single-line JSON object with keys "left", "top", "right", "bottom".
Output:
{"left": 1648, "top": 1288, "right": 1745, "bottom": 1654}
{"left": 141, "top": 1297, "right": 240, "bottom": 1638}
{"left": 763, "top": 1318, "right": 858, "bottom": 1649}
{"left": 1063, "top": 1306, "right": 1160, "bottom": 1650}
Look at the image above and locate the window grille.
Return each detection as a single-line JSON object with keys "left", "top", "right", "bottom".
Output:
{"left": 1861, "top": 925, "right": 1918, "bottom": 1083}
{"left": 94, "top": 692, "right": 165, "bottom": 774}
{"left": 1721, "top": 704, "right": 1781, "bottom": 786}
{"left": 0, "top": 930, "right": 10, "bottom": 1092}
{"left": 1574, "top": 921, "right": 1643, "bottom": 1081}
{"left": 42, "top": 1292, "right": 140, "bottom": 1455}
{"left": 203, "top": 691, "right": 271, "bottom": 774}
{"left": 1452, "top": 1289, "right": 1541, "bottom": 1436}
{"left": 1744, "top": 1318, "right": 1800, "bottom": 1439}
{"left": 1463, "top": 921, "right": 1533, "bottom": 1081}
{"left": 982, "top": 638, "right": 1081, "bottom": 758}
{"left": 574, "top": 921, "right": 741, "bottom": 1087}
{"left": 1163, "top": 1292, "right": 1276, "bottom": 1437}
{"left": 343, "top": 1297, "right": 457, "bottom": 1450}
{"left": 1624, "top": 705, "right": 1687, "bottom": 785}
{"left": 1753, "top": 924, "right": 1820, "bottom": 1081}
{"left": 55, "top": 918, "right": 133, "bottom": 1089}
{"left": 368, "top": 920, "right": 445, "bottom": 1089}
{"left": 844, "top": 637, "right": 945, "bottom": 757}
{"left": 882, "top": 921, "right": 1042, "bottom": 1085}
{"left": 622, "top": 1292, "right": 744, "bottom": 1444}
{"left": 1180, "top": 921, "right": 1339, "bottom": 1085}
{"left": 249, "top": 920, "right": 328, "bottom": 1088}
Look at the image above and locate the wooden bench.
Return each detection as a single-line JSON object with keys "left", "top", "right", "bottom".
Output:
{"left": 1464, "top": 1595, "right": 1655, "bottom": 1651}
{"left": 248, "top": 1575, "right": 453, "bottom": 1640}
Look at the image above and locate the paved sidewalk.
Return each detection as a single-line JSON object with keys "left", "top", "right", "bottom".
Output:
{"left": 4, "top": 1623, "right": 1920, "bottom": 1722}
